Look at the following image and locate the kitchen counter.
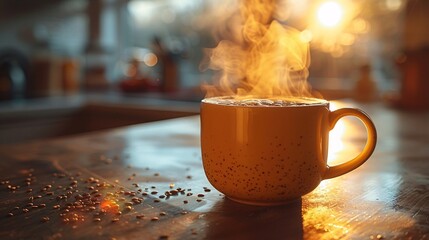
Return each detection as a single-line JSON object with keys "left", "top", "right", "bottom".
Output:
{"left": 0, "top": 100, "right": 428, "bottom": 239}
{"left": 0, "top": 92, "right": 201, "bottom": 115}
{"left": 0, "top": 92, "right": 200, "bottom": 144}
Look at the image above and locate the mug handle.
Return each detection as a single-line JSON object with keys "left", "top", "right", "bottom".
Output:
{"left": 323, "top": 108, "right": 377, "bottom": 179}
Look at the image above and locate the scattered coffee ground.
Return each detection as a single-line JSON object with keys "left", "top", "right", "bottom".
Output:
{"left": 0, "top": 154, "right": 213, "bottom": 237}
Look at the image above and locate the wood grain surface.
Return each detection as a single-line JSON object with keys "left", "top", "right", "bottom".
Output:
{"left": 0, "top": 100, "right": 428, "bottom": 240}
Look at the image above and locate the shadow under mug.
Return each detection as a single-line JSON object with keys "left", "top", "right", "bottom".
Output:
{"left": 200, "top": 97, "right": 377, "bottom": 206}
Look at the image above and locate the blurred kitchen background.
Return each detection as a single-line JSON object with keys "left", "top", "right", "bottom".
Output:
{"left": 0, "top": 0, "right": 428, "bottom": 143}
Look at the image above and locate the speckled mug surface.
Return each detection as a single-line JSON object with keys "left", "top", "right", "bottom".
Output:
{"left": 200, "top": 97, "right": 377, "bottom": 206}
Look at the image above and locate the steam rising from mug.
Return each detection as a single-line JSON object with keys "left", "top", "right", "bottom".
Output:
{"left": 200, "top": 0, "right": 312, "bottom": 99}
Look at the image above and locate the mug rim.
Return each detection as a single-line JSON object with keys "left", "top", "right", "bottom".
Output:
{"left": 201, "top": 96, "right": 328, "bottom": 108}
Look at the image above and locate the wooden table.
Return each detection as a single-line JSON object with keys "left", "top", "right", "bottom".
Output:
{"left": 0, "top": 100, "right": 428, "bottom": 240}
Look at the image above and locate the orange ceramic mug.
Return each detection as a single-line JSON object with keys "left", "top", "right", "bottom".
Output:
{"left": 200, "top": 97, "right": 377, "bottom": 205}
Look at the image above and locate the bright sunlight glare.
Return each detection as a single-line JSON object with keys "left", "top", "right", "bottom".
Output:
{"left": 317, "top": 1, "right": 344, "bottom": 28}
